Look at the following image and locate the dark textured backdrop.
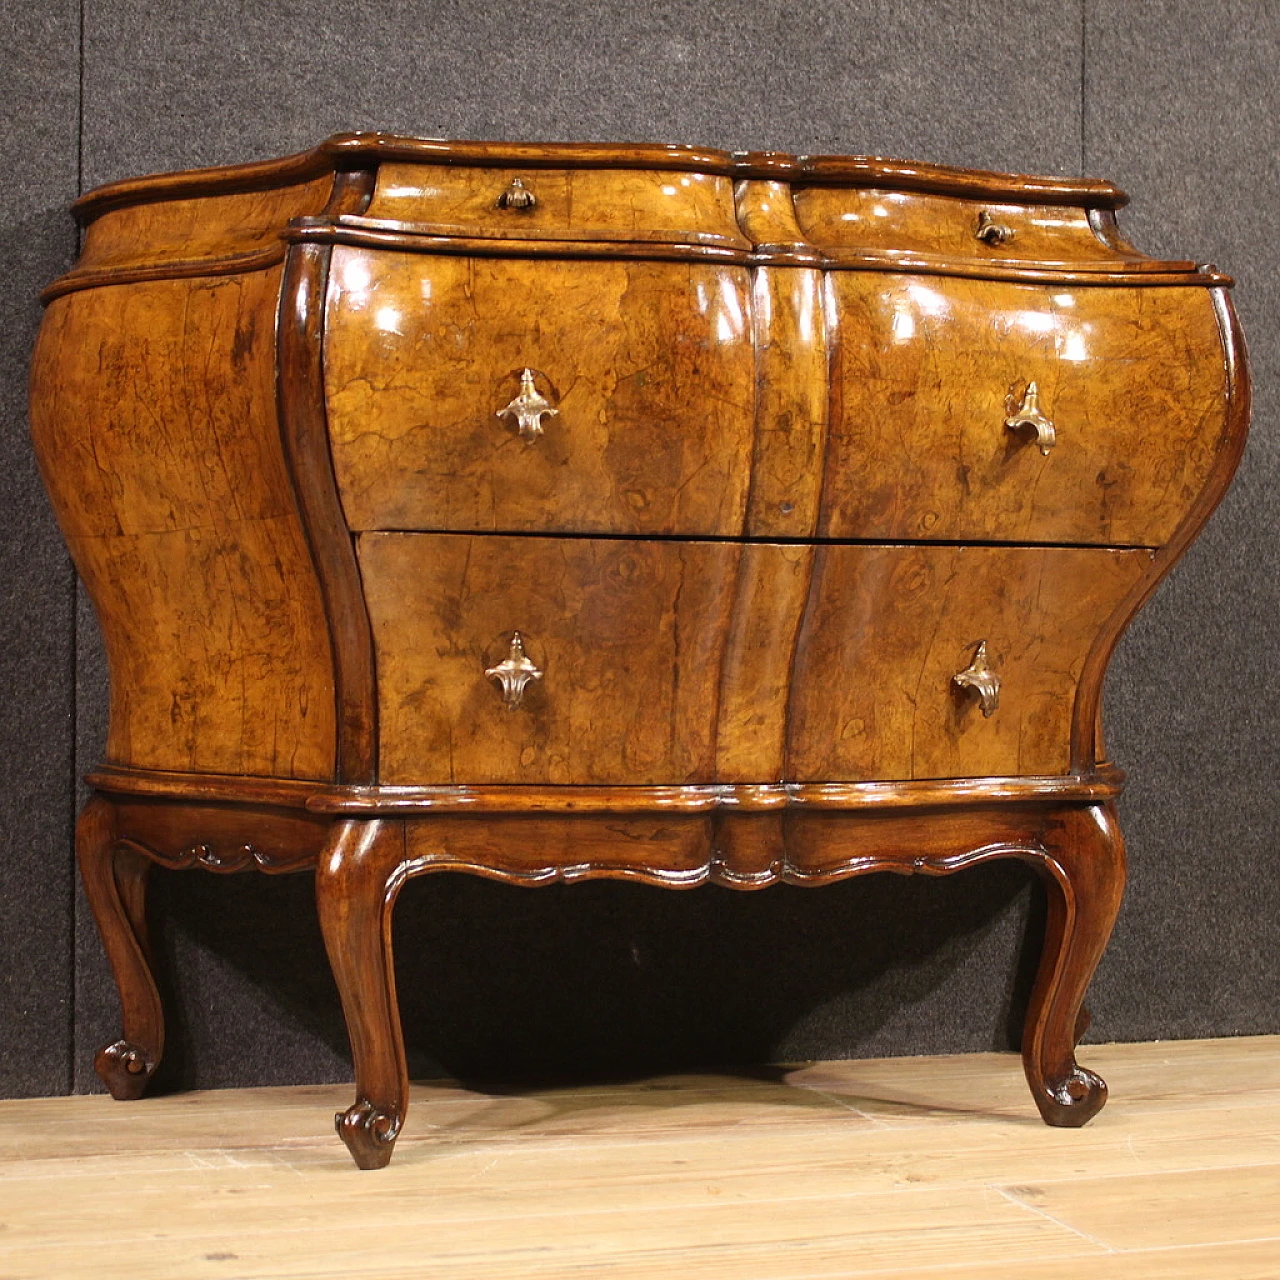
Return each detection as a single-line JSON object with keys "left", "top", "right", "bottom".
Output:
{"left": 2, "top": 0, "right": 1276, "bottom": 1098}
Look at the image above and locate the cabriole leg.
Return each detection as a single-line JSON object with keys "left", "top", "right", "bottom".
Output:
{"left": 1022, "top": 802, "right": 1126, "bottom": 1127}
{"left": 77, "top": 794, "right": 165, "bottom": 1098}
{"left": 315, "top": 819, "right": 410, "bottom": 1170}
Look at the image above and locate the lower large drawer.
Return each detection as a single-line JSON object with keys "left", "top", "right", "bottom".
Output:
{"left": 359, "top": 533, "right": 1152, "bottom": 786}
{"left": 360, "top": 532, "right": 739, "bottom": 785}
{"left": 786, "top": 543, "right": 1152, "bottom": 780}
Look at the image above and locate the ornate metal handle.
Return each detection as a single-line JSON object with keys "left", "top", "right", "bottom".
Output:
{"left": 976, "top": 210, "right": 1015, "bottom": 247}
{"left": 1005, "top": 381, "right": 1056, "bottom": 456}
{"left": 953, "top": 640, "right": 1001, "bottom": 717}
{"left": 497, "top": 177, "right": 537, "bottom": 210}
{"left": 485, "top": 632, "right": 542, "bottom": 709}
{"left": 497, "top": 368, "right": 558, "bottom": 439}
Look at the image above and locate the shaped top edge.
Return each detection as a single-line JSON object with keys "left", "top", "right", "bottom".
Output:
{"left": 70, "top": 130, "right": 1129, "bottom": 223}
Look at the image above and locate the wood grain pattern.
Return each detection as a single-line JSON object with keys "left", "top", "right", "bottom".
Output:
{"left": 324, "top": 250, "right": 756, "bottom": 535}
{"left": 364, "top": 162, "right": 747, "bottom": 245}
{"left": 818, "top": 276, "right": 1230, "bottom": 545}
{"left": 360, "top": 533, "right": 740, "bottom": 785}
{"left": 787, "top": 545, "right": 1152, "bottom": 780}
{"left": 744, "top": 266, "right": 830, "bottom": 537}
{"left": 46, "top": 177, "right": 333, "bottom": 299}
{"left": 714, "top": 544, "right": 814, "bottom": 781}
{"left": 402, "top": 814, "right": 717, "bottom": 884}
{"left": 277, "top": 243, "right": 378, "bottom": 782}
{"left": 30, "top": 271, "right": 336, "bottom": 778}
{"left": 1069, "top": 286, "right": 1251, "bottom": 769}
{"left": 732, "top": 179, "right": 824, "bottom": 261}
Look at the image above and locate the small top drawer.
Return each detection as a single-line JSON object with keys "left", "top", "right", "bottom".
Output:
{"left": 793, "top": 187, "right": 1136, "bottom": 266}
{"left": 364, "top": 162, "right": 749, "bottom": 248}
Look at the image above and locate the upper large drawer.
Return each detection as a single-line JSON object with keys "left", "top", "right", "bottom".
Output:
{"left": 818, "top": 276, "right": 1230, "bottom": 546}
{"left": 324, "top": 248, "right": 755, "bottom": 536}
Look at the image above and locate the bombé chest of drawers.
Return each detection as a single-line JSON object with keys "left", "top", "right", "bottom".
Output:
{"left": 30, "top": 133, "right": 1248, "bottom": 1169}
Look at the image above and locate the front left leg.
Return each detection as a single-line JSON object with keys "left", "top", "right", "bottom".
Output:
{"left": 77, "top": 794, "right": 165, "bottom": 1099}
{"left": 315, "top": 819, "right": 411, "bottom": 1169}
{"left": 1022, "top": 802, "right": 1126, "bottom": 1127}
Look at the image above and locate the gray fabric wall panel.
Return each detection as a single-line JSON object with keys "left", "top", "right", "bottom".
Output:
{"left": 1084, "top": 0, "right": 1280, "bottom": 1038}
{"left": 0, "top": 0, "right": 80, "bottom": 1096}
{"left": 80, "top": 0, "right": 1083, "bottom": 182}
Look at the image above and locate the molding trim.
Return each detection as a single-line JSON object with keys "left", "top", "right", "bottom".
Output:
{"left": 71, "top": 133, "right": 1131, "bottom": 225}
{"left": 82, "top": 766, "right": 1126, "bottom": 813}
{"left": 275, "top": 243, "right": 378, "bottom": 783}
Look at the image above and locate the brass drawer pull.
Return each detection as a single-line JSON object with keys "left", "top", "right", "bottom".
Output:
{"left": 1005, "top": 381, "right": 1056, "bottom": 455}
{"left": 497, "top": 177, "right": 537, "bottom": 210}
{"left": 953, "top": 641, "right": 1000, "bottom": 717}
{"left": 497, "top": 368, "right": 559, "bottom": 439}
{"left": 976, "top": 210, "right": 1015, "bottom": 246}
{"left": 485, "top": 632, "right": 542, "bottom": 709}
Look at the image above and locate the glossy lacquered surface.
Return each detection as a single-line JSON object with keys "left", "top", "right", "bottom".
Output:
{"left": 30, "top": 271, "right": 336, "bottom": 780}
{"left": 359, "top": 536, "right": 1150, "bottom": 785}
{"left": 820, "top": 277, "right": 1230, "bottom": 545}
{"left": 364, "top": 162, "right": 747, "bottom": 245}
{"left": 361, "top": 533, "right": 738, "bottom": 785}
{"left": 31, "top": 136, "right": 1249, "bottom": 1169}
{"left": 325, "top": 251, "right": 755, "bottom": 536}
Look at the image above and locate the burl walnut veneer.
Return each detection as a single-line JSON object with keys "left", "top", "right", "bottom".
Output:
{"left": 30, "top": 134, "right": 1248, "bottom": 1169}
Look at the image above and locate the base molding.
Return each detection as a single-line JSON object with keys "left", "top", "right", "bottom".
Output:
{"left": 85, "top": 764, "right": 1126, "bottom": 814}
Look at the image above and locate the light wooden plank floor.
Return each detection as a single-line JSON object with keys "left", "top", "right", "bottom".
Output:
{"left": 1, "top": 1036, "right": 1277, "bottom": 1279}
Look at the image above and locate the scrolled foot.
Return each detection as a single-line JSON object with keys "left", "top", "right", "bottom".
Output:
{"left": 94, "top": 1039, "right": 157, "bottom": 1100}
{"left": 336, "top": 1098, "right": 402, "bottom": 1170}
{"left": 1037, "top": 1064, "right": 1108, "bottom": 1128}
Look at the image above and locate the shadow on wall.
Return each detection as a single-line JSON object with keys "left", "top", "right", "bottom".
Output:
{"left": 141, "top": 858, "right": 1043, "bottom": 1092}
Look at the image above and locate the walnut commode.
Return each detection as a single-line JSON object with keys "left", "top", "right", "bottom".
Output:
{"left": 30, "top": 134, "right": 1248, "bottom": 1169}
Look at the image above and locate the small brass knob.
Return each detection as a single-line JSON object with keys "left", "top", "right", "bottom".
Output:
{"left": 485, "top": 633, "right": 542, "bottom": 710}
{"left": 976, "top": 210, "right": 1015, "bottom": 247}
{"left": 953, "top": 640, "right": 1001, "bottom": 717}
{"left": 497, "top": 368, "right": 558, "bottom": 440}
{"left": 1005, "top": 381, "right": 1056, "bottom": 456}
{"left": 497, "top": 177, "right": 537, "bottom": 210}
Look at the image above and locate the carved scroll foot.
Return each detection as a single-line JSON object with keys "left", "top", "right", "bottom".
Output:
{"left": 336, "top": 1098, "right": 403, "bottom": 1170}
{"left": 1022, "top": 804, "right": 1125, "bottom": 1128}
{"left": 316, "top": 819, "right": 411, "bottom": 1170}
{"left": 1041, "top": 1064, "right": 1108, "bottom": 1127}
{"left": 94, "top": 1039, "right": 158, "bottom": 1100}
{"left": 77, "top": 795, "right": 165, "bottom": 1099}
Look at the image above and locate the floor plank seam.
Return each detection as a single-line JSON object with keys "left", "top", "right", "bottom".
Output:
{"left": 994, "top": 1184, "right": 1118, "bottom": 1253}
{"left": 994, "top": 1154, "right": 1280, "bottom": 1190}
{"left": 778, "top": 1086, "right": 895, "bottom": 1128}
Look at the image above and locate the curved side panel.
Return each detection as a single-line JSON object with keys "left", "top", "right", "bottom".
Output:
{"left": 29, "top": 269, "right": 337, "bottom": 779}
{"left": 1071, "top": 286, "right": 1251, "bottom": 769}
{"left": 45, "top": 177, "right": 335, "bottom": 302}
